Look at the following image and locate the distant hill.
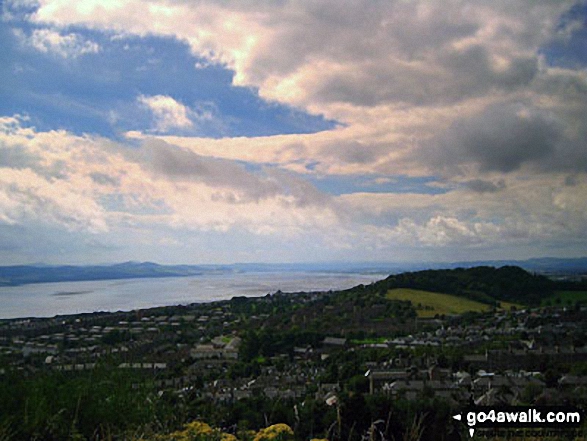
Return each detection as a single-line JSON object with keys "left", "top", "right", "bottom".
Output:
{"left": 442, "top": 257, "right": 587, "bottom": 274}
{"left": 0, "top": 261, "right": 210, "bottom": 286}
{"left": 0, "top": 257, "right": 585, "bottom": 288}
{"left": 369, "top": 266, "right": 556, "bottom": 306}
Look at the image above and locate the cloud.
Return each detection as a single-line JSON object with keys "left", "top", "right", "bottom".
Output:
{"left": 309, "top": 44, "right": 538, "bottom": 107}
{"left": 1, "top": 116, "right": 587, "bottom": 262}
{"left": 1, "top": 1, "right": 587, "bottom": 263}
{"left": 423, "top": 103, "right": 563, "bottom": 174}
{"left": 463, "top": 179, "right": 506, "bottom": 193}
{"left": 14, "top": 28, "right": 100, "bottom": 58}
{"left": 24, "top": 1, "right": 570, "bottom": 108}
{"left": 138, "top": 95, "right": 193, "bottom": 132}
{"left": 337, "top": 174, "right": 587, "bottom": 254}
{"left": 0, "top": 117, "right": 340, "bottom": 242}
{"left": 319, "top": 140, "right": 390, "bottom": 165}
{"left": 416, "top": 64, "right": 587, "bottom": 175}
{"left": 134, "top": 138, "right": 332, "bottom": 207}
{"left": 136, "top": 95, "right": 229, "bottom": 135}
{"left": 26, "top": 0, "right": 585, "bottom": 179}
{"left": 139, "top": 139, "right": 281, "bottom": 202}
{"left": 398, "top": 216, "right": 485, "bottom": 247}
{"left": 0, "top": 142, "right": 39, "bottom": 170}
{"left": 564, "top": 175, "right": 579, "bottom": 187}
{"left": 0, "top": 167, "right": 108, "bottom": 233}
{"left": 90, "top": 172, "right": 120, "bottom": 186}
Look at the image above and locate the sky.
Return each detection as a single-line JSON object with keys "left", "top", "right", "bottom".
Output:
{"left": 0, "top": 0, "right": 586, "bottom": 265}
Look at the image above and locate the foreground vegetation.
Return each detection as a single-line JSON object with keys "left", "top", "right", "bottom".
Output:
{"left": 0, "top": 366, "right": 452, "bottom": 439}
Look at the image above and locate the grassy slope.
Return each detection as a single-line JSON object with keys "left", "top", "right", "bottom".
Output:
{"left": 374, "top": 266, "right": 555, "bottom": 306}
{"left": 386, "top": 288, "right": 519, "bottom": 318}
{"left": 542, "top": 290, "right": 587, "bottom": 306}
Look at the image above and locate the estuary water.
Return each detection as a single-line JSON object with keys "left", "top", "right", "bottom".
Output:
{"left": 0, "top": 271, "right": 387, "bottom": 319}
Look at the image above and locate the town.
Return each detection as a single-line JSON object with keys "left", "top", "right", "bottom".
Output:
{"left": 1, "top": 266, "right": 586, "bottom": 440}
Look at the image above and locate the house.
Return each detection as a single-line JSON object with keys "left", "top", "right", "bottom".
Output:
{"left": 474, "top": 387, "right": 516, "bottom": 406}
{"left": 191, "top": 344, "right": 222, "bottom": 359}
{"left": 558, "top": 375, "right": 587, "bottom": 388}
{"left": 366, "top": 370, "right": 410, "bottom": 394}
{"left": 385, "top": 379, "right": 461, "bottom": 402}
{"left": 233, "top": 389, "right": 252, "bottom": 400}
{"left": 223, "top": 337, "right": 242, "bottom": 359}
{"left": 323, "top": 337, "right": 347, "bottom": 347}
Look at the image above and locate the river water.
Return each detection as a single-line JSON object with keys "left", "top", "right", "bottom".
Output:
{"left": 0, "top": 271, "right": 387, "bottom": 319}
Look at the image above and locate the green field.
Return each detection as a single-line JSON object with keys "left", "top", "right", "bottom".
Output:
{"left": 542, "top": 290, "right": 587, "bottom": 306}
{"left": 386, "top": 288, "right": 501, "bottom": 317}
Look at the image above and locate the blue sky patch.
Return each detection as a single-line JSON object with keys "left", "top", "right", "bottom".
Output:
{"left": 307, "top": 174, "right": 447, "bottom": 196}
{"left": 541, "top": 3, "right": 587, "bottom": 68}
{"left": 0, "top": 20, "right": 337, "bottom": 139}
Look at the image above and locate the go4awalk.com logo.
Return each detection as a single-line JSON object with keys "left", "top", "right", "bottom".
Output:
{"left": 452, "top": 406, "right": 584, "bottom": 437}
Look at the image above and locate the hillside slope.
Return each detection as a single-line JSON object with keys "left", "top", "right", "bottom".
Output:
{"left": 370, "top": 266, "right": 554, "bottom": 305}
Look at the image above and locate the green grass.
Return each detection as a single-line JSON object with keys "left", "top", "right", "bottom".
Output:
{"left": 498, "top": 300, "right": 522, "bottom": 311}
{"left": 542, "top": 290, "right": 587, "bottom": 307}
{"left": 350, "top": 337, "right": 388, "bottom": 345}
{"left": 386, "top": 288, "right": 500, "bottom": 318}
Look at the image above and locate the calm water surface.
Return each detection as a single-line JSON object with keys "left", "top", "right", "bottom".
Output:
{"left": 0, "top": 271, "right": 387, "bottom": 319}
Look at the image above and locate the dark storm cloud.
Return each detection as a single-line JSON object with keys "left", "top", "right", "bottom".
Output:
{"left": 315, "top": 45, "right": 538, "bottom": 107}
{"left": 424, "top": 103, "right": 564, "bottom": 174}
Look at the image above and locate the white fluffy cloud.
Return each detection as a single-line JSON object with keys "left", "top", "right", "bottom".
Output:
{"left": 0, "top": 116, "right": 340, "bottom": 239}
{"left": 14, "top": 28, "right": 100, "bottom": 58}
{"left": 1, "top": 115, "right": 587, "bottom": 262}
{"left": 138, "top": 95, "right": 193, "bottom": 132}
{"left": 25, "top": 0, "right": 586, "bottom": 179}
{"left": 26, "top": 1, "right": 573, "bottom": 108}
